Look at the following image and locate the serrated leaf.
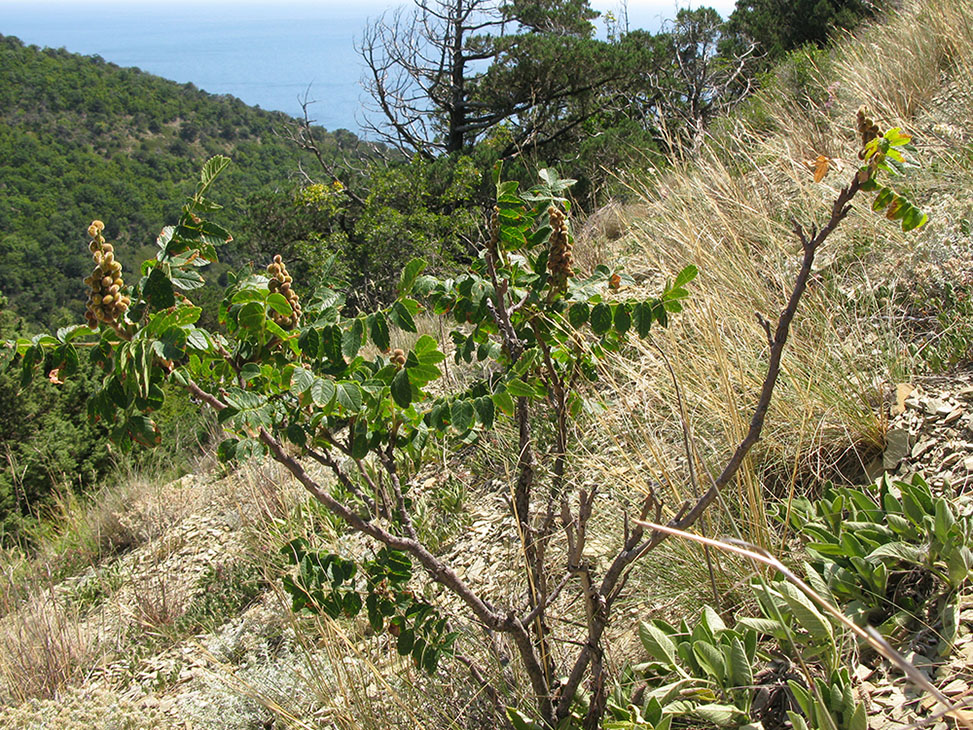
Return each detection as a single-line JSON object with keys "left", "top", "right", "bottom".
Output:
{"left": 370, "top": 313, "right": 390, "bottom": 352}
{"left": 391, "top": 301, "right": 417, "bottom": 333}
{"left": 613, "top": 303, "right": 631, "bottom": 334}
{"left": 199, "top": 155, "right": 230, "bottom": 189}
{"left": 568, "top": 302, "right": 589, "bottom": 328}
{"left": 238, "top": 300, "right": 265, "bottom": 331}
{"left": 311, "top": 378, "right": 337, "bottom": 410}
{"left": 329, "top": 381, "right": 360, "bottom": 413}
{"left": 500, "top": 226, "right": 528, "bottom": 250}
{"left": 450, "top": 399, "right": 474, "bottom": 432}
{"left": 506, "top": 378, "right": 537, "bottom": 398}
{"left": 633, "top": 302, "right": 653, "bottom": 337}
{"left": 406, "top": 361, "right": 441, "bottom": 385}
{"left": 291, "top": 366, "right": 315, "bottom": 396}
{"left": 156, "top": 225, "right": 175, "bottom": 251}
{"left": 286, "top": 423, "right": 306, "bottom": 448}
{"left": 414, "top": 334, "right": 438, "bottom": 357}
{"left": 171, "top": 267, "right": 205, "bottom": 291}
{"left": 473, "top": 395, "right": 494, "bottom": 428}
{"left": 350, "top": 417, "right": 368, "bottom": 459}
{"left": 127, "top": 414, "right": 161, "bottom": 447}
{"left": 267, "top": 292, "right": 293, "bottom": 316}
{"left": 144, "top": 267, "right": 175, "bottom": 309}
{"left": 342, "top": 318, "right": 364, "bottom": 359}
{"left": 590, "top": 303, "right": 612, "bottom": 335}
{"left": 391, "top": 367, "right": 412, "bottom": 408}
{"left": 397, "top": 627, "right": 414, "bottom": 655}
{"left": 493, "top": 390, "right": 514, "bottom": 416}
{"left": 299, "top": 327, "right": 320, "bottom": 358}
{"left": 399, "top": 258, "right": 426, "bottom": 296}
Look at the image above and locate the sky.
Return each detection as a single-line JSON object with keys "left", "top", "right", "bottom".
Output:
{"left": 1, "top": 0, "right": 739, "bottom": 22}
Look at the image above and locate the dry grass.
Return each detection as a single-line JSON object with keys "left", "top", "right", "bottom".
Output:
{"left": 0, "top": 588, "right": 102, "bottom": 704}
{"left": 574, "top": 0, "right": 973, "bottom": 554}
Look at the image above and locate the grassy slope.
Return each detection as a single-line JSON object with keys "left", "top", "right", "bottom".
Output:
{"left": 2, "top": 0, "right": 973, "bottom": 726}
{"left": 591, "top": 0, "right": 973, "bottom": 545}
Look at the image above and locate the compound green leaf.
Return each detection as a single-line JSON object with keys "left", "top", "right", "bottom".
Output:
{"left": 493, "top": 389, "right": 515, "bottom": 416}
{"left": 451, "top": 399, "right": 474, "bottom": 432}
{"left": 568, "top": 302, "right": 589, "bottom": 328}
{"left": 633, "top": 302, "right": 653, "bottom": 337}
{"left": 613, "top": 303, "right": 631, "bottom": 334}
{"left": 291, "top": 366, "right": 315, "bottom": 396}
{"left": 399, "top": 258, "right": 427, "bottom": 296}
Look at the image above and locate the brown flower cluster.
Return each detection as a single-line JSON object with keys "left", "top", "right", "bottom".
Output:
{"left": 857, "top": 106, "right": 882, "bottom": 156}
{"left": 266, "top": 254, "right": 302, "bottom": 329}
{"left": 83, "top": 220, "right": 131, "bottom": 329}
{"left": 546, "top": 205, "right": 573, "bottom": 292}
{"left": 391, "top": 348, "right": 406, "bottom": 368}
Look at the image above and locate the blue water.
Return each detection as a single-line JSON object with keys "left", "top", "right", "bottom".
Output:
{"left": 2, "top": 1, "right": 386, "bottom": 132}
{"left": 1, "top": 0, "right": 735, "bottom": 135}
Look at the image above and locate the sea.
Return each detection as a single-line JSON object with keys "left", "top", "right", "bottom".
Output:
{"left": 0, "top": 0, "right": 735, "bottom": 136}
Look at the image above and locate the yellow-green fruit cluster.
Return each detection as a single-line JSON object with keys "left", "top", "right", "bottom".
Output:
{"left": 266, "top": 254, "right": 302, "bottom": 329}
{"left": 546, "top": 205, "right": 573, "bottom": 291}
{"left": 857, "top": 106, "right": 881, "bottom": 155}
{"left": 391, "top": 348, "right": 406, "bottom": 368}
{"left": 83, "top": 220, "right": 130, "bottom": 329}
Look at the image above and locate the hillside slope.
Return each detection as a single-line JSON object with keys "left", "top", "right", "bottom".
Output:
{"left": 2, "top": 0, "right": 973, "bottom": 728}
{"left": 0, "top": 34, "right": 363, "bottom": 329}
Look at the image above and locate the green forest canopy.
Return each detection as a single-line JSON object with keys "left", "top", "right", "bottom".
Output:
{"left": 0, "top": 34, "right": 365, "bottom": 330}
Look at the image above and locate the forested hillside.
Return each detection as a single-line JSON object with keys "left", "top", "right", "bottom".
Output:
{"left": 0, "top": 34, "right": 363, "bottom": 329}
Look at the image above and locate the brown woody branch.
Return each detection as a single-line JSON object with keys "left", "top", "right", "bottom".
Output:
{"left": 553, "top": 173, "right": 862, "bottom": 723}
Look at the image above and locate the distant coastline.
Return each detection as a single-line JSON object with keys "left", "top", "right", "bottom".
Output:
{"left": 2, "top": 3, "right": 377, "bottom": 132}
{"left": 1, "top": 0, "right": 734, "bottom": 134}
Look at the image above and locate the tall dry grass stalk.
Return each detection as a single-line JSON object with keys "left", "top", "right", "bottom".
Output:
{"left": 0, "top": 587, "right": 103, "bottom": 704}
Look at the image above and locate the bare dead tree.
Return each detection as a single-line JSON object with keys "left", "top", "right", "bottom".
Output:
{"left": 358, "top": 0, "right": 505, "bottom": 157}
{"left": 648, "top": 7, "right": 756, "bottom": 147}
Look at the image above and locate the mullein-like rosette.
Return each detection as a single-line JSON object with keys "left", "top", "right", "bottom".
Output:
{"left": 83, "top": 220, "right": 131, "bottom": 329}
